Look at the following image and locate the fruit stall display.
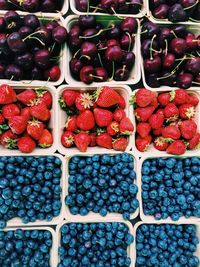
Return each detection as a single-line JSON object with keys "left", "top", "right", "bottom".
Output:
{"left": 0, "top": 2, "right": 199, "bottom": 267}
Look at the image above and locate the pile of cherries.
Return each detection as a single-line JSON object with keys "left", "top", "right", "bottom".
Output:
{"left": 0, "top": 0, "right": 63, "bottom": 13}
{"left": 75, "top": 0, "right": 143, "bottom": 15}
{"left": 68, "top": 15, "right": 137, "bottom": 84}
{"left": 149, "top": 0, "right": 200, "bottom": 22}
{"left": 0, "top": 11, "right": 67, "bottom": 81}
{"left": 141, "top": 21, "right": 200, "bottom": 89}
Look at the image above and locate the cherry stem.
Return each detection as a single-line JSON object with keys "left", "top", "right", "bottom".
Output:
{"left": 150, "top": 34, "right": 156, "bottom": 60}
{"left": 164, "top": 39, "right": 168, "bottom": 56}
{"left": 125, "top": 1, "right": 143, "bottom": 5}
{"left": 111, "top": 7, "right": 124, "bottom": 19}
{"left": 196, "top": 51, "right": 200, "bottom": 56}
{"left": 28, "top": 36, "right": 45, "bottom": 46}
{"left": 98, "top": 47, "right": 107, "bottom": 51}
{"left": 171, "top": 31, "right": 178, "bottom": 38}
{"left": 79, "top": 24, "right": 115, "bottom": 39}
{"left": 98, "top": 53, "right": 103, "bottom": 67}
{"left": 79, "top": 55, "right": 91, "bottom": 61}
{"left": 90, "top": 74, "right": 104, "bottom": 80}
{"left": 73, "top": 49, "right": 80, "bottom": 58}
{"left": 109, "top": 61, "right": 115, "bottom": 81}
{"left": 175, "top": 57, "right": 193, "bottom": 61}
{"left": 140, "top": 29, "right": 148, "bottom": 35}
{"left": 192, "top": 81, "right": 200, "bottom": 85}
{"left": 23, "top": 30, "right": 45, "bottom": 42}
{"left": 189, "top": 17, "right": 200, "bottom": 22}
{"left": 184, "top": 0, "right": 199, "bottom": 10}
{"left": 7, "top": 0, "right": 23, "bottom": 9}
{"left": 90, "top": 5, "right": 104, "bottom": 11}
{"left": 125, "top": 32, "right": 132, "bottom": 52}
{"left": 185, "top": 52, "right": 195, "bottom": 58}
{"left": 49, "top": 42, "right": 56, "bottom": 54}
{"left": 87, "top": 0, "right": 90, "bottom": 13}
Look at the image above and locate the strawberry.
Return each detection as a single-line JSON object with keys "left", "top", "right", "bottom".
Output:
{"left": 75, "top": 93, "right": 93, "bottom": 111}
{"left": 0, "top": 84, "right": 16, "bottom": 104}
{"left": 107, "top": 121, "right": 119, "bottom": 136}
{"left": 119, "top": 117, "right": 134, "bottom": 135}
{"left": 164, "top": 103, "right": 179, "bottom": 120}
{"left": 16, "top": 89, "right": 37, "bottom": 106}
{"left": 61, "top": 90, "right": 78, "bottom": 107}
{"left": 188, "top": 132, "right": 200, "bottom": 149}
{"left": 77, "top": 110, "right": 95, "bottom": 131}
{"left": 180, "top": 120, "right": 197, "bottom": 140}
{"left": 154, "top": 137, "right": 170, "bottom": 151}
{"left": 96, "top": 133, "right": 112, "bottom": 149}
{"left": 89, "top": 133, "right": 96, "bottom": 147}
{"left": 173, "top": 89, "right": 188, "bottom": 105}
{"left": 17, "top": 136, "right": 36, "bottom": 153}
{"left": 38, "top": 129, "right": 53, "bottom": 148}
{"left": 30, "top": 102, "right": 51, "bottom": 121}
{"left": 65, "top": 116, "right": 77, "bottom": 132}
{"left": 0, "top": 130, "right": 18, "bottom": 149}
{"left": 150, "top": 96, "right": 158, "bottom": 108}
{"left": 27, "top": 119, "right": 45, "bottom": 140}
{"left": 118, "top": 95, "right": 126, "bottom": 109}
{"left": 21, "top": 107, "right": 31, "bottom": 120}
{"left": 95, "top": 86, "right": 121, "bottom": 107}
{"left": 113, "top": 138, "right": 128, "bottom": 151}
{"left": 36, "top": 90, "right": 52, "bottom": 108}
{"left": 158, "top": 91, "right": 174, "bottom": 106}
{"left": 135, "top": 106, "right": 155, "bottom": 122}
{"left": 94, "top": 108, "right": 113, "bottom": 127}
{"left": 149, "top": 114, "right": 164, "bottom": 129}
{"left": 162, "top": 125, "right": 181, "bottom": 140}
{"left": 2, "top": 104, "right": 20, "bottom": 119}
{"left": 187, "top": 93, "right": 199, "bottom": 106}
{"left": 136, "top": 135, "right": 152, "bottom": 152}
{"left": 153, "top": 127, "right": 163, "bottom": 136}
{"left": 136, "top": 122, "right": 151, "bottom": 138}
{"left": 156, "top": 109, "right": 164, "bottom": 116}
{"left": 75, "top": 132, "right": 91, "bottom": 152}
{"left": 61, "top": 131, "right": 75, "bottom": 148}
{"left": 0, "top": 114, "right": 4, "bottom": 125}
{"left": 167, "top": 140, "right": 186, "bottom": 155}
{"left": 134, "top": 88, "right": 154, "bottom": 107}
{"left": 179, "top": 104, "right": 196, "bottom": 119}
{"left": 9, "top": 116, "right": 28, "bottom": 135}
{"left": 113, "top": 108, "right": 126, "bottom": 122}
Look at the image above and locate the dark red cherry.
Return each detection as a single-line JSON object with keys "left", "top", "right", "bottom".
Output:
{"left": 22, "top": 0, "right": 39, "bottom": 12}
{"left": 162, "top": 53, "right": 175, "bottom": 69}
{"left": 69, "top": 24, "right": 82, "bottom": 49}
{"left": 122, "top": 51, "right": 135, "bottom": 69}
{"left": 177, "top": 73, "right": 193, "bottom": 88}
{"left": 120, "top": 17, "right": 137, "bottom": 33}
{"left": 100, "top": 0, "right": 117, "bottom": 13}
{"left": 23, "top": 14, "right": 40, "bottom": 30}
{"left": 195, "top": 74, "right": 200, "bottom": 83}
{"left": 144, "top": 56, "right": 162, "bottom": 73}
{"left": 160, "top": 71, "right": 177, "bottom": 86}
{"left": 80, "top": 66, "right": 94, "bottom": 84}
{"left": 117, "top": 0, "right": 129, "bottom": 13}
{"left": 94, "top": 67, "right": 108, "bottom": 82}
{"left": 5, "top": 64, "right": 22, "bottom": 80}
{"left": 107, "top": 26, "right": 121, "bottom": 39}
{"left": 75, "top": 0, "right": 88, "bottom": 12}
{"left": 129, "top": 0, "right": 143, "bottom": 14}
{"left": 153, "top": 4, "right": 169, "bottom": 19}
{"left": 35, "top": 26, "right": 52, "bottom": 46}
{"left": 141, "top": 39, "right": 158, "bottom": 58}
{"left": 185, "top": 33, "right": 197, "bottom": 50}
{"left": 80, "top": 42, "right": 98, "bottom": 58}
{"left": 168, "top": 4, "right": 188, "bottom": 22}
{"left": 0, "top": 0, "right": 8, "bottom": 10}
{"left": 0, "top": 17, "right": 5, "bottom": 32}
{"left": 78, "top": 15, "right": 96, "bottom": 30}
{"left": 146, "top": 73, "right": 160, "bottom": 88}
{"left": 114, "top": 67, "right": 130, "bottom": 81}
{"left": 158, "top": 27, "right": 173, "bottom": 48}
{"left": 120, "top": 33, "right": 135, "bottom": 50}
{"left": 18, "top": 26, "right": 33, "bottom": 38}
{"left": 169, "top": 38, "right": 187, "bottom": 55}
{"left": 151, "top": 0, "right": 166, "bottom": 8}
{"left": 141, "top": 22, "right": 160, "bottom": 39}
{"left": 105, "top": 45, "right": 123, "bottom": 62}
{"left": 52, "top": 26, "right": 68, "bottom": 44}
{"left": 192, "top": 3, "right": 200, "bottom": 20}
{"left": 46, "top": 21, "right": 59, "bottom": 31}
{"left": 185, "top": 58, "right": 200, "bottom": 75}
{"left": 179, "top": 0, "right": 196, "bottom": 8}
{"left": 40, "top": 0, "right": 55, "bottom": 12}
{"left": 34, "top": 49, "right": 50, "bottom": 70}
{"left": 106, "top": 39, "right": 119, "bottom": 47}
{"left": 172, "top": 25, "right": 187, "bottom": 38}
{"left": 7, "top": 32, "right": 26, "bottom": 53}
{"left": 4, "top": 11, "right": 22, "bottom": 31}
{"left": 70, "top": 58, "right": 83, "bottom": 80}
{"left": 15, "top": 52, "right": 33, "bottom": 70}
{"left": 82, "top": 28, "right": 98, "bottom": 43}
{"left": 31, "top": 67, "right": 43, "bottom": 80}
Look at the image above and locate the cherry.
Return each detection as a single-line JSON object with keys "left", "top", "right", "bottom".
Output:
{"left": 141, "top": 39, "right": 158, "bottom": 58}
{"left": 151, "top": 0, "right": 166, "bottom": 8}
{"left": 105, "top": 45, "right": 123, "bottom": 61}
{"left": 153, "top": 4, "right": 169, "bottom": 19}
{"left": 75, "top": 0, "right": 88, "bottom": 12}
{"left": 120, "top": 33, "right": 135, "bottom": 50}
{"left": 0, "top": 0, "right": 7, "bottom": 10}
{"left": 195, "top": 74, "right": 200, "bottom": 83}
{"left": 80, "top": 41, "right": 98, "bottom": 58}
{"left": 185, "top": 58, "right": 200, "bottom": 75}
{"left": 52, "top": 26, "right": 68, "bottom": 44}
{"left": 146, "top": 73, "right": 160, "bottom": 87}
{"left": 114, "top": 67, "right": 130, "bottom": 81}
{"left": 5, "top": 64, "right": 22, "bottom": 80}
{"left": 7, "top": 32, "right": 26, "bottom": 53}
{"left": 144, "top": 56, "right": 162, "bottom": 73}
{"left": 94, "top": 67, "right": 108, "bottom": 82}
{"left": 23, "top": 14, "right": 40, "bottom": 30}
{"left": 46, "top": 21, "right": 59, "bottom": 31}
{"left": 129, "top": 0, "right": 143, "bottom": 14}
{"left": 100, "top": 0, "right": 117, "bottom": 13}
{"left": 80, "top": 66, "right": 94, "bottom": 84}
{"left": 179, "top": 0, "right": 197, "bottom": 8}
{"left": 177, "top": 72, "right": 193, "bottom": 88}
{"left": 107, "top": 26, "right": 121, "bottom": 39}
{"left": 120, "top": 17, "right": 137, "bottom": 34}
{"left": 15, "top": 52, "right": 33, "bottom": 70}
{"left": 172, "top": 25, "right": 187, "bottom": 38}
{"left": 168, "top": 4, "right": 187, "bottom": 22}
{"left": 0, "top": 17, "right": 5, "bottom": 32}
{"left": 185, "top": 33, "right": 197, "bottom": 50}
{"left": 106, "top": 39, "right": 119, "bottom": 47}
{"left": 0, "top": 64, "right": 5, "bottom": 78}
{"left": 35, "top": 26, "right": 52, "bottom": 46}
{"left": 19, "top": 26, "right": 33, "bottom": 38}
{"left": 162, "top": 53, "right": 175, "bottom": 69}
{"left": 30, "top": 67, "right": 43, "bottom": 80}
{"left": 22, "top": 0, "right": 39, "bottom": 12}
{"left": 69, "top": 24, "right": 82, "bottom": 49}
{"left": 4, "top": 11, "right": 22, "bottom": 31}
{"left": 79, "top": 16, "right": 96, "bottom": 30}
{"left": 44, "top": 65, "right": 61, "bottom": 81}
{"left": 122, "top": 51, "right": 135, "bottom": 69}
{"left": 34, "top": 49, "right": 50, "bottom": 70}
{"left": 82, "top": 28, "right": 98, "bottom": 43}
{"left": 70, "top": 58, "right": 83, "bottom": 80}
{"left": 40, "top": 0, "right": 56, "bottom": 12}
{"left": 160, "top": 71, "right": 177, "bottom": 86}
{"left": 158, "top": 27, "right": 173, "bottom": 47}
{"left": 169, "top": 38, "right": 187, "bottom": 55}
{"left": 141, "top": 22, "right": 160, "bottom": 39}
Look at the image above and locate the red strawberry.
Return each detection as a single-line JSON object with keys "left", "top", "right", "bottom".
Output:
{"left": 179, "top": 104, "right": 196, "bottom": 119}
{"left": 0, "top": 130, "right": 18, "bottom": 149}
{"left": 77, "top": 110, "right": 95, "bottom": 131}
{"left": 187, "top": 93, "right": 199, "bottom": 106}
{"left": 0, "top": 84, "right": 16, "bottom": 104}
{"left": 158, "top": 92, "right": 174, "bottom": 106}
{"left": 75, "top": 93, "right": 94, "bottom": 111}
{"left": 167, "top": 140, "right": 186, "bottom": 155}
{"left": 89, "top": 133, "right": 96, "bottom": 147}
{"left": 150, "top": 96, "right": 158, "bottom": 108}
{"left": 38, "top": 129, "right": 53, "bottom": 148}
{"left": 27, "top": 120, "right": 45, "bottom": 140}
{"left": 113, "top": 138, "right": 128, "bottom": 151}
{"left": 119, "top": 117, "right": 134, "bottom": 135}
{"left": 30, "top": 102, "right": 51, "bottom": 121}
{"left": 173, "top": 89, "right": 188, "bottom": 105}
{"left": 180, "top": 120, "right": 197, "bottom": 140}
{"left": 156, "top": 109, "right": 164, "bottom": 116}
{"left": 153, "top": 127, "right": 163, "bottom": 136}
{"left": 16, "top": 90, "right": 37, "bottom": 106}
{"left": 134, "top": 88, "right": 154, "bottom": 107}
{"left": 0, "top": 114, "right": 4, "bottom": 124}
{"left": 188, "top": 132, "right": 200, "bottom": 149}
{"left": 162, "top": 125, "right": 181, "bottom": 140}
{"left": 61, "top": 90, "right": 78, "bottom": 107}
{"left": 94, "top": 108, "right": 113, "bottom": 127}
{"left": 9, "top": 116, "right": 28, "bottom": 135}
{"left": 135, "top": 106, "right": 155, "bottom": 122}
{"left": 37, "top": 90, "right": 52, "bottom": 108}
{"left": 65, "top": 116, "right": 77, "bottom": 132}
{"left": 21, "top": 107, "right": 31, "bottom": 120}
{"left": 149, "top": 114, "right": 164, "bottom": 129}
{"left": 95, "top": 86, "right": 121, "bottom": 107}
{"left": 107, "top": 121, "right": 119, "bottom": 136}
{"left": 61, "top": 131, "right": 75, "bottom": 148}
{"left": 96, "top": 133, "right": 112, "bottom": 149}
{"left": 2, "top": 104, "right": 20, "bottom": 119}
{"left": 75, "top": 132, "right": 91, "bottom": 152}
{"left": 136, "top": 135, "right": 152, "bottom": 152}
{"left": 17, "top": 136, "right": 36, "bottom": 153}
{"left": 136, "top": 122, "right": 151, "bottom": 138}
{"left": 154, "top": 137, "right": 170, "bottom": 151}
{"left": 118, "top": 95, "right": 126, "bottom": 109}
{"left": 164, "top": 103, "right": 179, "bottom": 120}
{"left": 113, "top": 108, "right": 126, "bottom": 122}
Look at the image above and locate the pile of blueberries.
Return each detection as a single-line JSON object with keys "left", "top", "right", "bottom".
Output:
{"left": 65, "top": 153, "right": 139, "bottom": 219}
{"left": 0, "top": 229, "right": 52, "bottom": 267}
{"left": 58, "top": 222, "right": 133, "bottom": 267}
{"left": 141, "top": 157, "right": 200, "bottom": 221}
{"left": 0, "top": 156, "right": 62, "bottom": 228}
{"left": 136, "top": 224, "right": 199, "bottom": 267}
